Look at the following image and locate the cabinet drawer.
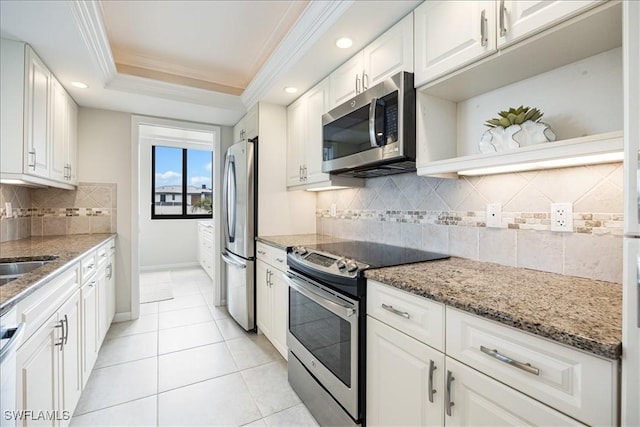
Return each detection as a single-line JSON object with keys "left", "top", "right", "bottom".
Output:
{"left": 19, "top": 265, "right": 79, "bottom": 341}
{"left": 446, "top": 308, "right": 617, "bottom": 427}
{"left": 80, "top": 252, "right": 97, "bottom": 283}
{"left": 96, "top": 244, "right": 108, "bottom": 267}
{"left": 199, "top": 224, "right": 213, "bottom": 239}
{"left": 367, "top": 280, "right": 445, "bottom": 352}
{"left": 256, "top": 242, "right": 287, "bottom": 271}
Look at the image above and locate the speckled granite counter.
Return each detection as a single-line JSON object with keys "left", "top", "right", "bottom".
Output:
{"left": 0, "top": 234, "right": 116, "bottom": 316}
{"left": 257, "top": 234, "right": 344, "bottom": 251}
{"left": 365, "top": 257, "right": 622, "bottom": 360}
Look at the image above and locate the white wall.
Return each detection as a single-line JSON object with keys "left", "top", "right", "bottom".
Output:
{"left": 138, "top": 126, "right": 218, "bottom": 270}
{"left": 77, "top": 107, "right": 132, "bottom": 315}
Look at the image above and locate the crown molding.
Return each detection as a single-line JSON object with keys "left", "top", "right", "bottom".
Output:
{"left": 68, "top": 0, "right": 117, "bottom": 84}
{"left": 240, "top": 0, "right": 353, "bottom": 109}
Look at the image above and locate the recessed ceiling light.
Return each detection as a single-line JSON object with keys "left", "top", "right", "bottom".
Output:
{"left": 336, "top": 37, "right": 353, "bottom": 49}
{"left": 71, "top": 81, "right": 89, "bottom": 89}
{"left": 284, "top": 87, "right": 298, "bottom": 94}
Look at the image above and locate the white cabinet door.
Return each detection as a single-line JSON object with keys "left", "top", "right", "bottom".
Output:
{"left": 286, "top": 97, "right": 306, "bottom": 187}
{"left": 58, "top": 291, "right": 82, "bottom": 424}
{"left": 15, "top": 315, "right": 59, "bottom": 427}
{"left": 256, "top": 260, "right": 272, "bottom": 338}
{"left": 233, "top": 117, "right": 244, "bottom": 142}
{"left": 96, "top": 264, "right": 109, "bottom": 345}
{"left": 270, "top": 269, "right": 288, "bottom": 360}
{"left": 50, "top": 78, "right": 67, "bottom": 183}
{"left": 304, "top": 79, "right": 330, "bottom": 185}
{"left": 81, "top": 280, "right": 98, "bottom": 386}
{"left": 244, "top": 105, "right": 258, "bottom": 140}
{"left": 24, "top": 48, "right": 51, "bottom": 178}
{"left": 106, "top": 247, "right": 116, "bottom": 324}
{"left": 445, "top": 357, "right": 583, "bottom": 426}
{"left": 367, "top": 316, "right": 444, "bottom": 427}
{"left": 364, "top": 13, "right": 414, "bottom": 88}
{"left": 414, "top": 1, "right": 496, "bottom": 87}
{"left": 498, "top": 0, "right": 601, "bottom": 48}
{"left": 329, "top": 52, "right": 364, "bottom": 110}
{"left": 66, "top": 97, "right": 78, "bottom": 185}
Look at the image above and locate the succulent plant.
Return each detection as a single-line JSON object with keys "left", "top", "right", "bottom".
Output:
{"left": 484, "top": 105, "right": 544, "bottom": 128}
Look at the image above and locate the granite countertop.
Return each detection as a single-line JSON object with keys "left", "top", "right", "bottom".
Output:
{"left": 256, "top": 234, "right": 345, "bottom": 251}
{"left": 365, "top": 257, "right": 622, "bottom": 360}
{"left": 0, "top": 234, "right": 116, "bottom": 316}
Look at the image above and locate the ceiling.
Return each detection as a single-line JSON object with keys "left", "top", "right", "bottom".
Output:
{"left": 0, "top": 0, "right": 421, "bottom": 126}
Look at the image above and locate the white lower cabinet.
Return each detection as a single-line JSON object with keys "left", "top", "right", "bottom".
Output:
{"left": 198, "top": 222, "right": 214, "bottom": 280}
{"left": 366, "top": 280, "right": 616, "bottom": 427}
{"left": 15, "top": 289, "right": 81, "bottom": 427}
{"left": 256, "top": 242, "right": 288, "bottom": 359}
{"left": 80, "top": 275, "right": 99, "bottom": 386}
{"left": 367, "top": 316, "right": 444, "bottom": 427}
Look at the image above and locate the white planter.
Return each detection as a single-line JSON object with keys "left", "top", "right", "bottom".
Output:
{"left": 479, "top": 120, "right": 556, "bottom": 153}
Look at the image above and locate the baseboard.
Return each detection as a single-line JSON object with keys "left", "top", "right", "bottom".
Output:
{"left": 139, "top": 262, "right": 200, "bottom": 272}
{"left": 113, "top": 312, "right": 132, "bottom": 323}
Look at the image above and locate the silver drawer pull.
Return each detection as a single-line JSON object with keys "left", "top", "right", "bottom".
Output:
{"left": 445, "top": 370, "right": 455, "bottom": 416}
{"left": 276, "top": 257, "right": 284, "bottom": 263}
{"left": 257, "top": 250, "right": 266, "bottom": 255}
{"left": 480, "top": 345, "right": 540, "bottom": 376}
{"left": 381, "top": 303, "right": 410, "bottom": 319}
{"left": 428, "top": 359, "right": 437, "bottom": 403}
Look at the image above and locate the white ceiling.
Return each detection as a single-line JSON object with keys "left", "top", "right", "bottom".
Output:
{"left": 0, "top": 0, "right": 421, "bottom": 127}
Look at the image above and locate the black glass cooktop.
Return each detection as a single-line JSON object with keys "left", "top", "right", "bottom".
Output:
{"left": 307, "top": 240, "right": 449, "bottom": 269}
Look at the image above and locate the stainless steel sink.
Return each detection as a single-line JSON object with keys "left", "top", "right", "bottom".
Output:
{"left": 0, "top": 259, "right": 54, "bottom": 286}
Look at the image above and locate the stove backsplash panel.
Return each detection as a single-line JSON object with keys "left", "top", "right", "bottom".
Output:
{"left": 316, "top": 163, "right": 623, "bottom": 284}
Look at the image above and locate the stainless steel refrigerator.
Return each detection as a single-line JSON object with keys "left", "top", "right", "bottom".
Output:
{"left": 622, "top": 1, "right": 639, "bottom": 425}
{"left": 222, "top": 137, "right": 256, "bottom": 331}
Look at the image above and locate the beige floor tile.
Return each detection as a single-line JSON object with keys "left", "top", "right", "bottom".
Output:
{"left": 75, "top": 357, "right": 157, "bottom": 415}
{"left": 159, "top": 342, "right": 238, "bottom": 392}
{"left": 242, "top": 419, "right": 267, "bottom": 427}
{"left": 95, "top": 331, "right": 157, "bottom": 368}
{"left": 208, "top": 304, "right": 231, "bottom": 320}
{"left": 158, "top": 293, "right": 207, "bottom": 312}
{"left": 159, "top": 321, "right": 224, "bottom": 355}
{"left": 225, "top": 334, "right": 282, "bottom": 370}
{"left": 215, "top": 317, "right": 249, "bottom": 341}
{"left": 70, "top": 396, "right": 156, "bottom": 426}
{"left": 241, "top": 361, "right": 301, "bottom": 417}
{"left": 140, "top": 270, "right": 171, "bottom": 285}
{"left": 106, "top": 314, "right": 158, "bottom": 339}
{"left": 159, "top": 306, "right": 213, "bottom": 330}
{"left": 263, "top": 403, "right": 319, "bottom": 427}
{"left": 171, "top": 283, "right": 202, "bottom": 297}
{"left": 139, "top": 301, "right": 159, "bottom": 315}
{"left": 158, "top": 373, "right": 262, "bottom": 426}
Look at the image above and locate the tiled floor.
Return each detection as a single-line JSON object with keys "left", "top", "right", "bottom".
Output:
{"left": 71, "top": 267, "right": 318, "bottom": 427}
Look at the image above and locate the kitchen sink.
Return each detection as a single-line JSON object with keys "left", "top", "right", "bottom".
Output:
{"left": 0, "top": 259, "right": 56, "bottom": 286}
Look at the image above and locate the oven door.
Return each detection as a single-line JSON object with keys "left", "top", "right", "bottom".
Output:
{"left": 284, "top": 271, "right": 359, "bottom": 420}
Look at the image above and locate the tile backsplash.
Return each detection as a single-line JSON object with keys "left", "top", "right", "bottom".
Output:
{"left": 0, "top": 182, "right": 117, "bottom": 243}
{"left": 316, "top": 163, "right": 623, "bottom": 283}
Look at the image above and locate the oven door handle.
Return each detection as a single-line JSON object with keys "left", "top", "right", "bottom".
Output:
{"left": 284, "top": 274, "right": 357, "bottom": 319}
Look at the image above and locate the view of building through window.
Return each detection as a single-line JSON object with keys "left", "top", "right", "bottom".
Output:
{"left": 152, "top": 146, "right": 213, "bottom": 218}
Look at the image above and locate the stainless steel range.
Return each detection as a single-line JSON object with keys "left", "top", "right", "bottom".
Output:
{"left": 285, "top": 241, "right": 448, "bottom": 426}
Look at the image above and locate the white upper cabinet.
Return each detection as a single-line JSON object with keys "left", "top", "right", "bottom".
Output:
{"left": 286, "top": 95, "right": 307, "bottom": 187}
{"left": 233, "top": 104, "right": 258, "bottom": 142}
{"left": 329, "top": 14, "right": 414, "bottom": 111}
{"left": 303, "top": 80, "right": 330, "bottom": 185}
{"left": 498, "top": 0, "right": 602, "bottom": 48}
{"left": 414, "top": 1, "right": 496, "bottom": 87}
{"left": 1, "top": 38, "right": 78, "bottom": 189}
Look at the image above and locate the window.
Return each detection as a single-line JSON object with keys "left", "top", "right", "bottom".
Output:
{"left": 152, "top": 146, "right": 213, "bottom": 219}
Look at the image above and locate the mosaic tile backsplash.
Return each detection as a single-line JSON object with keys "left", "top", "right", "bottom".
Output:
{"left": 0, "top": 183, "right": 117, "bottom": 243}
{"left": 316, "top": 163, "right": 623, "bottom": 283}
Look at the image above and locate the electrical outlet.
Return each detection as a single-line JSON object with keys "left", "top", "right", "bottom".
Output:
{"left": 486, "top": 203, "right": 502, "bottom": 228}
{"left": 550, "top": 203, "right": 573, "bottom": 232}
{"left": 5, "top": 202, "right": 12, "bottom": 218}
{"left": 330, "top": 203, "right": 337, "bottom": 218}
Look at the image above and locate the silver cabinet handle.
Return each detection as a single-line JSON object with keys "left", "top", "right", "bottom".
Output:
{"left": 28, "top": 149, "right": 36, "bottom": 170}
{"left": 276, "top": 257, "right": 284, "bottom": 264}
{"left": 480, "top": 9, "right": 488, "bottom": 47}
{"left": 87, "top": 263, "right": 95, "bottom": 270}
{"left": 257, "top": 250, "right": 266, "bottom": 255}
{"left": 499, "top": 0, "right": 507, "bottom": 37}
{"left": 480, "top": 345, "right": 540, "bottom": 375}
{"left": 89, "top": 281, "right": 96, "bottom": 287}
{"left": 428, "top": 359, "right": 437, "bottom": 403}
{"left": 445, "top": 370, "right": 455, "bottom": 416}
{"left": 63, "top": 314, "right": 69, "bottom": 344}
{"left": 381, "top": 303, "right": 410, "bottom": 319}
{"left": 55, "top": 319, "right": 65, "bottom": 351}
{"left": 355, "top": 73, "right": 360, "bottom": 94}
{"left": 299, "top": 165, "right": 303, "bottom": 182}
{"left": 362, "top": 71, "right": 368, "bottom": 91}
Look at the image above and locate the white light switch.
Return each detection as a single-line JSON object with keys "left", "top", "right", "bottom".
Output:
{"left": 330, "top": 203, "right": 337, "bottom": 218}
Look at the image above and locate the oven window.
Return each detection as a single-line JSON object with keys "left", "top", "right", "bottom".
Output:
{"left": 289, "top": 287, "right": 351, "bottom": 387}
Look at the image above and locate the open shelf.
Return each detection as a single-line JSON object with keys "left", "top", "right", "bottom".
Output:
{"left": 417, "top": 131, "right": 623, "bottom": 177}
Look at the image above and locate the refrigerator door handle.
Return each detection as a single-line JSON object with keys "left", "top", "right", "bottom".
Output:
{"left": 223, "top": 154, "right": 237, "bottom": 243}
{"left": 221, "top": 251, "right": 246, "bottom": 269}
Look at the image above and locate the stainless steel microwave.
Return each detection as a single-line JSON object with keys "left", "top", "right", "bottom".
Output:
{"left": 322, "top": 71, "right": 416, "bottom": 178}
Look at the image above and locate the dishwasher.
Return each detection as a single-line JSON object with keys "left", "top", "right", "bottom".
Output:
{"left": 0, "top": 307, "right": 25, "bottom": 427}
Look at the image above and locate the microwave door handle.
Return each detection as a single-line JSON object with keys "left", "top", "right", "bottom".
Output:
{"left": 369, "top": 97, "right": 379, "bottom": 147}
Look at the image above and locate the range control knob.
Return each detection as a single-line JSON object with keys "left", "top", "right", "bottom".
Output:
{"left": 337, "top": 258, "right": 347, "bottom": 270}
{"left": 346, "top": 260, "right": 358, "bottom": 273}
{"left": 294, "top": 246, "right": 307, "bottom": 256}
